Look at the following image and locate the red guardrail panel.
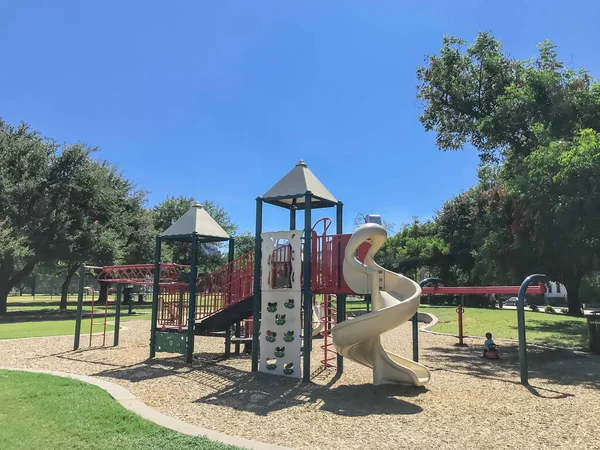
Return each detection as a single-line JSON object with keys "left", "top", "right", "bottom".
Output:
{"left": 311, "top": 233, "right": 369, "bottom": 294}
{"left": 194, "top": 249, "right": 256, "bottom": 320}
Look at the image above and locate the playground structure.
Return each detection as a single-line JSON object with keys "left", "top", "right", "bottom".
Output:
{"left": 141, "top": 160, "right": 435, "bottom": 384}
{"left": 72, "top": 160, "right": 549, "bottom": 387}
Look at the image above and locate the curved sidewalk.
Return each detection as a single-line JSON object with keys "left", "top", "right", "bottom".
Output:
{"left": 0, "top": 366, "right": 293, "bottom": 450}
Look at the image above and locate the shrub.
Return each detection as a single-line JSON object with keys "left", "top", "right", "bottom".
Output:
{"left": 545, "top": 305, "right": 556, "bottom": 314}
{"left": 561, "top": 308, "right": 569, "bottom": 314}
{"left": 529, "top": 304, "right": 539, "bottom": 312}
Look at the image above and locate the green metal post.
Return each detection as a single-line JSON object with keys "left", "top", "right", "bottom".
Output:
{"left": 225, "top": 327, "right": 232, "bottom": 358}
{"left": 228, "top": 238, "right": 235, "bottom": 264}
{"left": 335, "top": 201, "right": 345, "bottom": 374}
{"left": 113, "top": 284, "right": 122, "bottom": 346}
{"left": 73, "top": 264, "right": 86, "bottom": 350}
{"left": 517, "top": 274, "right": 546, "bottom": 385}
{"left": 225, "top": 238, "right": 235, "bottom": 359}
{"left": 234, "top": 321, "right": 241, "bottom": 354}
{"left": 149, "top": 236, "right": 162, "bottom": 358}
{"left": 227, "top": 237, "right": 235, "bottom": 308}
{"left": 186, "top": 233, "right": 199, "bottom": 364}
{"left": 415, "top": 278, "right": 441, "bottom": 362}
{"left": 303, "top": 191, "right": 313, "bottom": 382}
{"left": 290, "top": 206, "right": 296, "bottom": 230}
{"left": 251, "top": 198, "right": 263, "bottom": 372}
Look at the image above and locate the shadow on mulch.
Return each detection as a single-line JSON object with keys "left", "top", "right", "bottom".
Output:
{"left": 193, "top": 364, "right": 424, "bottom": 417}
{"left": 424, "top": 342, "right": 600, "bottom": 391}
{"left": 92, "top": 352, "right": 424, "bottom": 417}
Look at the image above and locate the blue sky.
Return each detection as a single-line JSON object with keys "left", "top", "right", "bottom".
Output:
{"left": 2, "top": 1, "right": 599, "bottom": 235}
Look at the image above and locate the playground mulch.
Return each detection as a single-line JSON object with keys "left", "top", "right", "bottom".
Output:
{"left": 1, "top": 320, "right": 600, "bottom": 450}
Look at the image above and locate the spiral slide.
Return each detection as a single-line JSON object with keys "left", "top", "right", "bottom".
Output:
{"left": 331, "top": 223, "right": 431, "bottom": 386}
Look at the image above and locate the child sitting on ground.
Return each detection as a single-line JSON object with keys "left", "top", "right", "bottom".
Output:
{"left": 483, "top": 332, "right": 498, "bottom": 357}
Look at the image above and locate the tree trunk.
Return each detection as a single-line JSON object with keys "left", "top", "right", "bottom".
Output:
{"left": 19, "top": 285, "right": 24, "bottom": 296}
{"left": 0, "top": 257, "right": 37, "bottom": 316}
{"left": 60, "top": 264, "right": 79, "bottom": 310}
{"left": 0, "top": 287, "right": 9, "bottom": 315}
{"left": 565, "top": 277, "right": 583, "bottom": 316}
{"left": 98, "top": 283, "right": 109, "bottom": 305}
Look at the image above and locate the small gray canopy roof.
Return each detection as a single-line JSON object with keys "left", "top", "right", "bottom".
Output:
{"left": 161, "top": 202, "right": 230, "bottom": 242}
{"left": 262, "top": 160, "right": 337, "bottom": 210}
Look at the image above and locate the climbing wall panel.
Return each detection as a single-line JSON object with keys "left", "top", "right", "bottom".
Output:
{"left": 259, "top": 231, "right": 302, "bottom": 378}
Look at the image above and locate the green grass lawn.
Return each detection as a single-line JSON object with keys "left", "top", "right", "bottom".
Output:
{"left": 0, "top": 370, "right": 241, "bottom": 450}
{"left": 0, "top": 319, "right": 114, "bottom": 340}
{"left": 422, "top": 305, "right": 589, "bottom": 350}
{"left": 2, "top": 294, "right": 152, "bottom": 339}
{"left": 7, "top": 294, "right": 152, "bottom": 313}
{"left": 0, "top": 313, "right": 150, "bottom": 340}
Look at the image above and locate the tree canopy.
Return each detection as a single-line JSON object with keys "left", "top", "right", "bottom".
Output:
{"left": 412, "top": 33, "right": 600, "bottom": 314}
{"left": 0, "top": 120, "right": 249, "bottom": 314}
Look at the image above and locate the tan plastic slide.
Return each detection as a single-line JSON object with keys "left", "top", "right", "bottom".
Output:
{"left": 331, "top": 223, "right": 431, "bottom": 386}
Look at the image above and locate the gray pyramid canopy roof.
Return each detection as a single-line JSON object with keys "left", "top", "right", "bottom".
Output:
{"left": 262, "top": 160, "right": 337, "bottom": 210}
{"left": 161, "top": 202, "right": 230, "bottom": 242}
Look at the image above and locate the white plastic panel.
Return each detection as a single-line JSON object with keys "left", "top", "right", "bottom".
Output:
{"left": 259, "top": 231, "right": 302, "bottom": 379}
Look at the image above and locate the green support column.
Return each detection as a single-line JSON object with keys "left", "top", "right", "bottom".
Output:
{"left": 414, "top": 278, "right": 441, "bottom": 362}
{"left": 73, "top": 264, "right": 86, "bottom": 350}
{"left": 186, "top": 233, "right": 199, "bottom": 364}
{"left": 303, "top": 191, "right": 313, "bottom": 382}
{"left": 227, "top": 237, "right": 235, "bottom": 308}
{"left": 251, "top": 198, "right": 263, "bottom": 372}
{"left": 228, "top": 238, "right": 235, "bottom": 264}
{"left": 234, "top": 321, "right": 241, "bottom": 354}
{"left": 113, "top": 284, "right": 123, "bottom": 346}
{"left": 335, "top": 201, "right": 345, "bottom": 374}
{"left": 225, "top": 238, "right": 235, "bottom": 358}
{"left": 290, "top": 205, "right": 296, "bottom": 230}
{"left": 149, "top": 236, "right": 162, "bottom": 358}
{"left": 517, "top": 274, "right": 546, "bottom": 385}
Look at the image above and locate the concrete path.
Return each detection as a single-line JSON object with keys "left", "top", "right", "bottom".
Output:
{"left": 0, "top": 366, "right": 293, "bottom": 450}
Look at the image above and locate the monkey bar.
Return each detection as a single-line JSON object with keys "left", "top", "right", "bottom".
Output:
{"left": 97, "top": 263, "right": 188, "bottom": 285}
{"left": 421, "top": 285, "right": 546, "bottom": 295}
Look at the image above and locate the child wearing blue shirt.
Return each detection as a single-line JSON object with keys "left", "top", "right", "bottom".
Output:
{"left": 483, "top": 332, "right": 497, "bottom": 357}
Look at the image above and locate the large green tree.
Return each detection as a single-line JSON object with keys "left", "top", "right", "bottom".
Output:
{"left": 0, "top": 120, "right": 60, "bottom": 314}
{"left": 417, "top": 33, "right": 600, "bottom": 314}
{"left": 511, "top": 129, "right": 600, "bottom": 313}
{"left": 378, "top": 219, "right": 446, "bottom": 275}
{"left": 0, "top": 120, "right": 155, "bottom": 313}
{"left": 233, "top": 232, "right": 255, "bottom": 258}
{"left": 417, "top": 33, "right": 599, "bottom": 163}
{"left": 53, "top": 145, "right": 122, "bottom": 309}
{"left": 53, "top": 145, "right": 155, "bottom": 309}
